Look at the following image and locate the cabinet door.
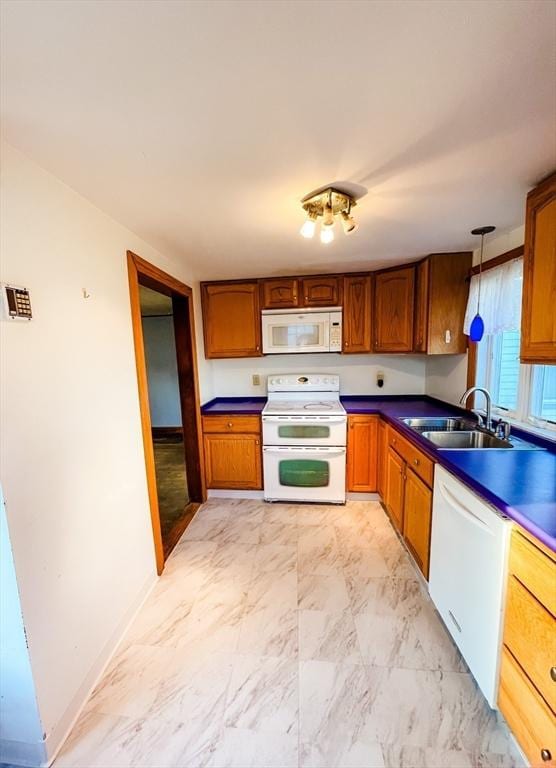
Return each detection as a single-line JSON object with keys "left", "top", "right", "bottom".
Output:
{"left": 520, "top": 173, "right": 556, "bottom": 363}
{"left": 203, "top": 433, "right": 262, "bottom": 489}
{"left": 385, "top": 446, "right": 405, "bottom": 531}
{"left": 403, "top": 468, "right": 432, "bottom": 579}
{"left": 343, "top": 275, "right": 372, "bottom": 353}
{"left": 201, "top": 282, "right": 261, "bottom": 358}
{"left": 377, "top": 419, "right": 387, "bottom": 500}
{"left": 301, "top": 276, "right": 341, "bottom": 307}
{"left": 346, "top": 415, "right": 378, "bottom": 492}
{"left": 413, "top": 259, "right": 429, "bottom": 352}
{"left": 261, "top": 278, "right": 300, "bottom": 309}
{"left": 373, "top": 267, "right": 415, "bottom": 352}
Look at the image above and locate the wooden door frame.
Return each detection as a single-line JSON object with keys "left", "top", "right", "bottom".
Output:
{"left": 127, "top": 251, "right": 206, "bottom": 574}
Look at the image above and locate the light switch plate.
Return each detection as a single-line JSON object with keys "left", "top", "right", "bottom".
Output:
{"left": 252, "top": 374, "right": 261, "bottom": 386}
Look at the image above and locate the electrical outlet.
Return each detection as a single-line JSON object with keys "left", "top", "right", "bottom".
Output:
{"left": 252, "top": 374, "right": 261, "bottom": 386}
{"left": 377, "top": 371, "right": 385, "bottom": 388}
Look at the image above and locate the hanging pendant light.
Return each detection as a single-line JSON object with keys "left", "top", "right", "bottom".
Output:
{"left": 469, "top": 225, "right": 496, "bottom": 342}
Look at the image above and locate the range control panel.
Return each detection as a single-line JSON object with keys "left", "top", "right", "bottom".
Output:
{"left": 267, "top": 374, "right": 340, "bottom": 392}
{"left": 3, "top": 284, "right": 32, "bottom": 320}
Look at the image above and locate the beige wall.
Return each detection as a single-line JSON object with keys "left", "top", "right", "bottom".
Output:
{"left": 0, "top": 143, "right": 204, "bottom": 763}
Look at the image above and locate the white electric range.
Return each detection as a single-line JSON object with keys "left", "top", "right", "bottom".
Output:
{"left": 262, "top": 374, "right": 347, "bottom": 503}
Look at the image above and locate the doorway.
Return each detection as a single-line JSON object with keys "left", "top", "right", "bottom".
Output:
{"left": 127, "top": 252, "right": 205, "bottom": 573}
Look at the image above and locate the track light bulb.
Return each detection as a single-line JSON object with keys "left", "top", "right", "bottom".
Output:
{"left": 320, "top": 226, "right": 334, "bottom": 244}
{"left": 322, "top": 202, "right": 335, "bottom": 228}
{"left": 341, "top": 210, "right": 358, "bottom": 235}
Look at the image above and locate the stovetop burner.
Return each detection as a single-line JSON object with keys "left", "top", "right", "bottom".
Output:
{"left": 303, "top": 402, "right": 334, "bottom": 410}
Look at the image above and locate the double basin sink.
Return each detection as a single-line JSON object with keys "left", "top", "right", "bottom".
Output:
{"left": 400, "top": 417, "right": 538, "bottom": 450}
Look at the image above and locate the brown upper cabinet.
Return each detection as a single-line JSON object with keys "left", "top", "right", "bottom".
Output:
{"left": 343, "top": 274, "right": 372, "bottom": 353}
{"left": 414, "top": 259, "right": 430, "bottom": 353}
{"left": 415, "top": 252, "right": 473, "bottom": 354}
{"left": 260, "top": 277, "right": 300, "bottom": 309}
{"left": 520, "top": 172, "right": 556, "bottom": 364}
{"left": 373, "top": 266, "right": 415, "bottom": 352}
{"left": 201, "top": 281, "right": 262, "bottom": 358}
{"left": 301, "top": 275, "right": 341, "bottom": 307}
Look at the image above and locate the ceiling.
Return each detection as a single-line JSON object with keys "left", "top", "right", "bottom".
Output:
{"left": 139, "top": 285, "right": 173, "bottom": 316}
{"left": 2, "top": 0, "right": 555, "bottom": 280}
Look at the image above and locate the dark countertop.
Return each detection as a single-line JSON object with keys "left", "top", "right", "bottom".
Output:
{"left": 201, "top": 394, "right": 556, "bottom": 551}
{"left": 201, "top": 397, "right": 266, "bottom": 414}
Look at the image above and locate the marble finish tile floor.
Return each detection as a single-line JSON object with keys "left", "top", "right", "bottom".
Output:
{"left": 54, "top": 500, "right": 524, "bottom": 768}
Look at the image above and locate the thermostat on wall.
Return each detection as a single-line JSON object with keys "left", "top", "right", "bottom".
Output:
{"left": 2, "top": 284, "right": 32, "bottom": 320}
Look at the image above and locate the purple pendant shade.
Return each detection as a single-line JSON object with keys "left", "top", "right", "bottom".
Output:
{"left": 469, "top": 225, "right": 496, "bottom": 343}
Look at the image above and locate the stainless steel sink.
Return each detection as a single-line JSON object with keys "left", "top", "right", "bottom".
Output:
{"left": 420, "top": 430, "right": 513, "bottom": 449}
{"left": 400, "top": 417, "right": 476, "bottom": 432}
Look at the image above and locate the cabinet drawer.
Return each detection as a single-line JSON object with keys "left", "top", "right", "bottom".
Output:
{"left": 499, "top": 647, "right": 556, "bottom": 767}
{"left": 505, "top": 574, "right": 556, "bottom": 712}
{"left": 201, "top": 415, "right": 261, "bottom": 434}
{"left": 388, "top": 428, "right": 434, "bottom": 486}
{"left": 509, "top": 529, "right": 556, "bottom": 617}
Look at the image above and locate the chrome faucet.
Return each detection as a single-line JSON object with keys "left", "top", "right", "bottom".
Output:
{"left": 459, "top": 387, "right": 492, "bottom": 431}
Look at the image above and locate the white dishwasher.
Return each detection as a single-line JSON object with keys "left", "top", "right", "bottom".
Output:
{"left": 429, "top": 466, "right": 512, "bottom": 708}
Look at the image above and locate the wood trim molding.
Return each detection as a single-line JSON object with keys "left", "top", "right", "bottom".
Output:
{"left": 127, "top": 251, "right": 205, "bottom": 574}
{"left": 469, "top": 245, "right": 524, "bottom": 277}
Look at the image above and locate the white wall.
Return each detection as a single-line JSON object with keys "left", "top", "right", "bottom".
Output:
{"left": 142, "top": 316, "right": 182, "bottom": 427}
{"left": 0, "top": 487, "right": 45, "bottom": 767}
{"left": 425, "top": 224, "right": 525, "bottom": 403}
{"left": 209, "top": 354, "right": 427, "bottom": 398}
{"left": 0, "top": 143, "right": 205, "bottom": 764}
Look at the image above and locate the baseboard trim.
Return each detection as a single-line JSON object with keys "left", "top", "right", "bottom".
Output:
{"left": 346, "top": 492, "right": 381, "bottom": 501}
{"left": 42, "top": 572, "right": 157, "bottom": 767}
{"left": 207, "top": 489, "right": 264, "bottom": 500}
{"left": 151, "top": 426, "right": 183, "bottom": 438}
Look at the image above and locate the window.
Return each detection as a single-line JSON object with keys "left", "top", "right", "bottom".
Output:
{"left": 530, "top": 366, "right": 556, "bottom": 424}
{"left": 471, "top": 257, "right": 556, "bottom": 433}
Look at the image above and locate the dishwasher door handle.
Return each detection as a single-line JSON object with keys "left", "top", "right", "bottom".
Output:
{"left": 438, "top": 480, "right": 494, "bottom": 534}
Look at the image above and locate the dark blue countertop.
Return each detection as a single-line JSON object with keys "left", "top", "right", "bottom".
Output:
{"left": 201, "top": 397, "right": 266, "bottom": 414}
{"left": 201, "top": 394, "right": 556, "bottom": 551}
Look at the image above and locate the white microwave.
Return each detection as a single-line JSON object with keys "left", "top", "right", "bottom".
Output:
{"left": 261, "top": 307, "right": 342, "bottom": 354}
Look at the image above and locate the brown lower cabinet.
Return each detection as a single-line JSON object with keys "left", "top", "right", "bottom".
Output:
{"left": 498, "top": 528, "right": 556, "bottom": 767}
{"left": 384, "top": 427, "right": 433, "bottom": 579}
{"left": 385, "top": 446, "right": 405, "bottom": 531}
{"left": 202, "top": 414, "right": 262, "bottom": 489}
{"left": 346, "top": 415, "right": 378, "bottom": 492}
{"left": 377, "top": 419, "right": 387, "bottom": 498}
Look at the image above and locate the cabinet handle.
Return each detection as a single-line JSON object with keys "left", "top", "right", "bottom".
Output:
{"left": 344, "top": 341, "right": 349, "bottom": 347}
{"left": 255, "top": 439, "right": 260, "bottom": 445}
{"left": 413, "top": 459, "right": 420, "bottom": 466}
{"left": 392, "top": 438, "right": 397, "bottom": 445}
{"left": 550, "top": 666, "right": 556, "bottom": 682}
{"left": 305, "top": 295, "right": 308, "bottom": 301}
{"left": 227, "top": 422, "right": 233, "bottom": 428}
{"left": 256, "top": 345, "right": 260, "bottom": 350}
{"left": 541, "top": 750, "right": 552, "bottom": 762}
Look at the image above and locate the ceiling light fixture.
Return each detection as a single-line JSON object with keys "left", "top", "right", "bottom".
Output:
{"left": 320, "top": 226, "right": 334, "bottom": 245}
{"left": 299, "top": 187, "right": 358, "bottom": 243}
{"left": 300, "top": 210, "right": 318, "bottom": 239}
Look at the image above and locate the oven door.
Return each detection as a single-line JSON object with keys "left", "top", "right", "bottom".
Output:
{"left": 263, "top": 446, "right": 346, "bottom": 503}
{"left": 262, "top": 415, "right": 346, "bottom": 446}
{"left": 261, "top": 313, "right": 330, "bottom": 354}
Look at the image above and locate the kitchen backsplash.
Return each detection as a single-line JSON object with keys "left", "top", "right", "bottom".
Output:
{"left": 209, "top": 353, "right": 427, "bottom": 396}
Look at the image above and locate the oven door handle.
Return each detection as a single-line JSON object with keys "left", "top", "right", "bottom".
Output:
{"left": 263, "top": 446, "right": 346, "bottom": 456}
{"left": 262, "top": 416, "right": 346, "bottom": 424}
